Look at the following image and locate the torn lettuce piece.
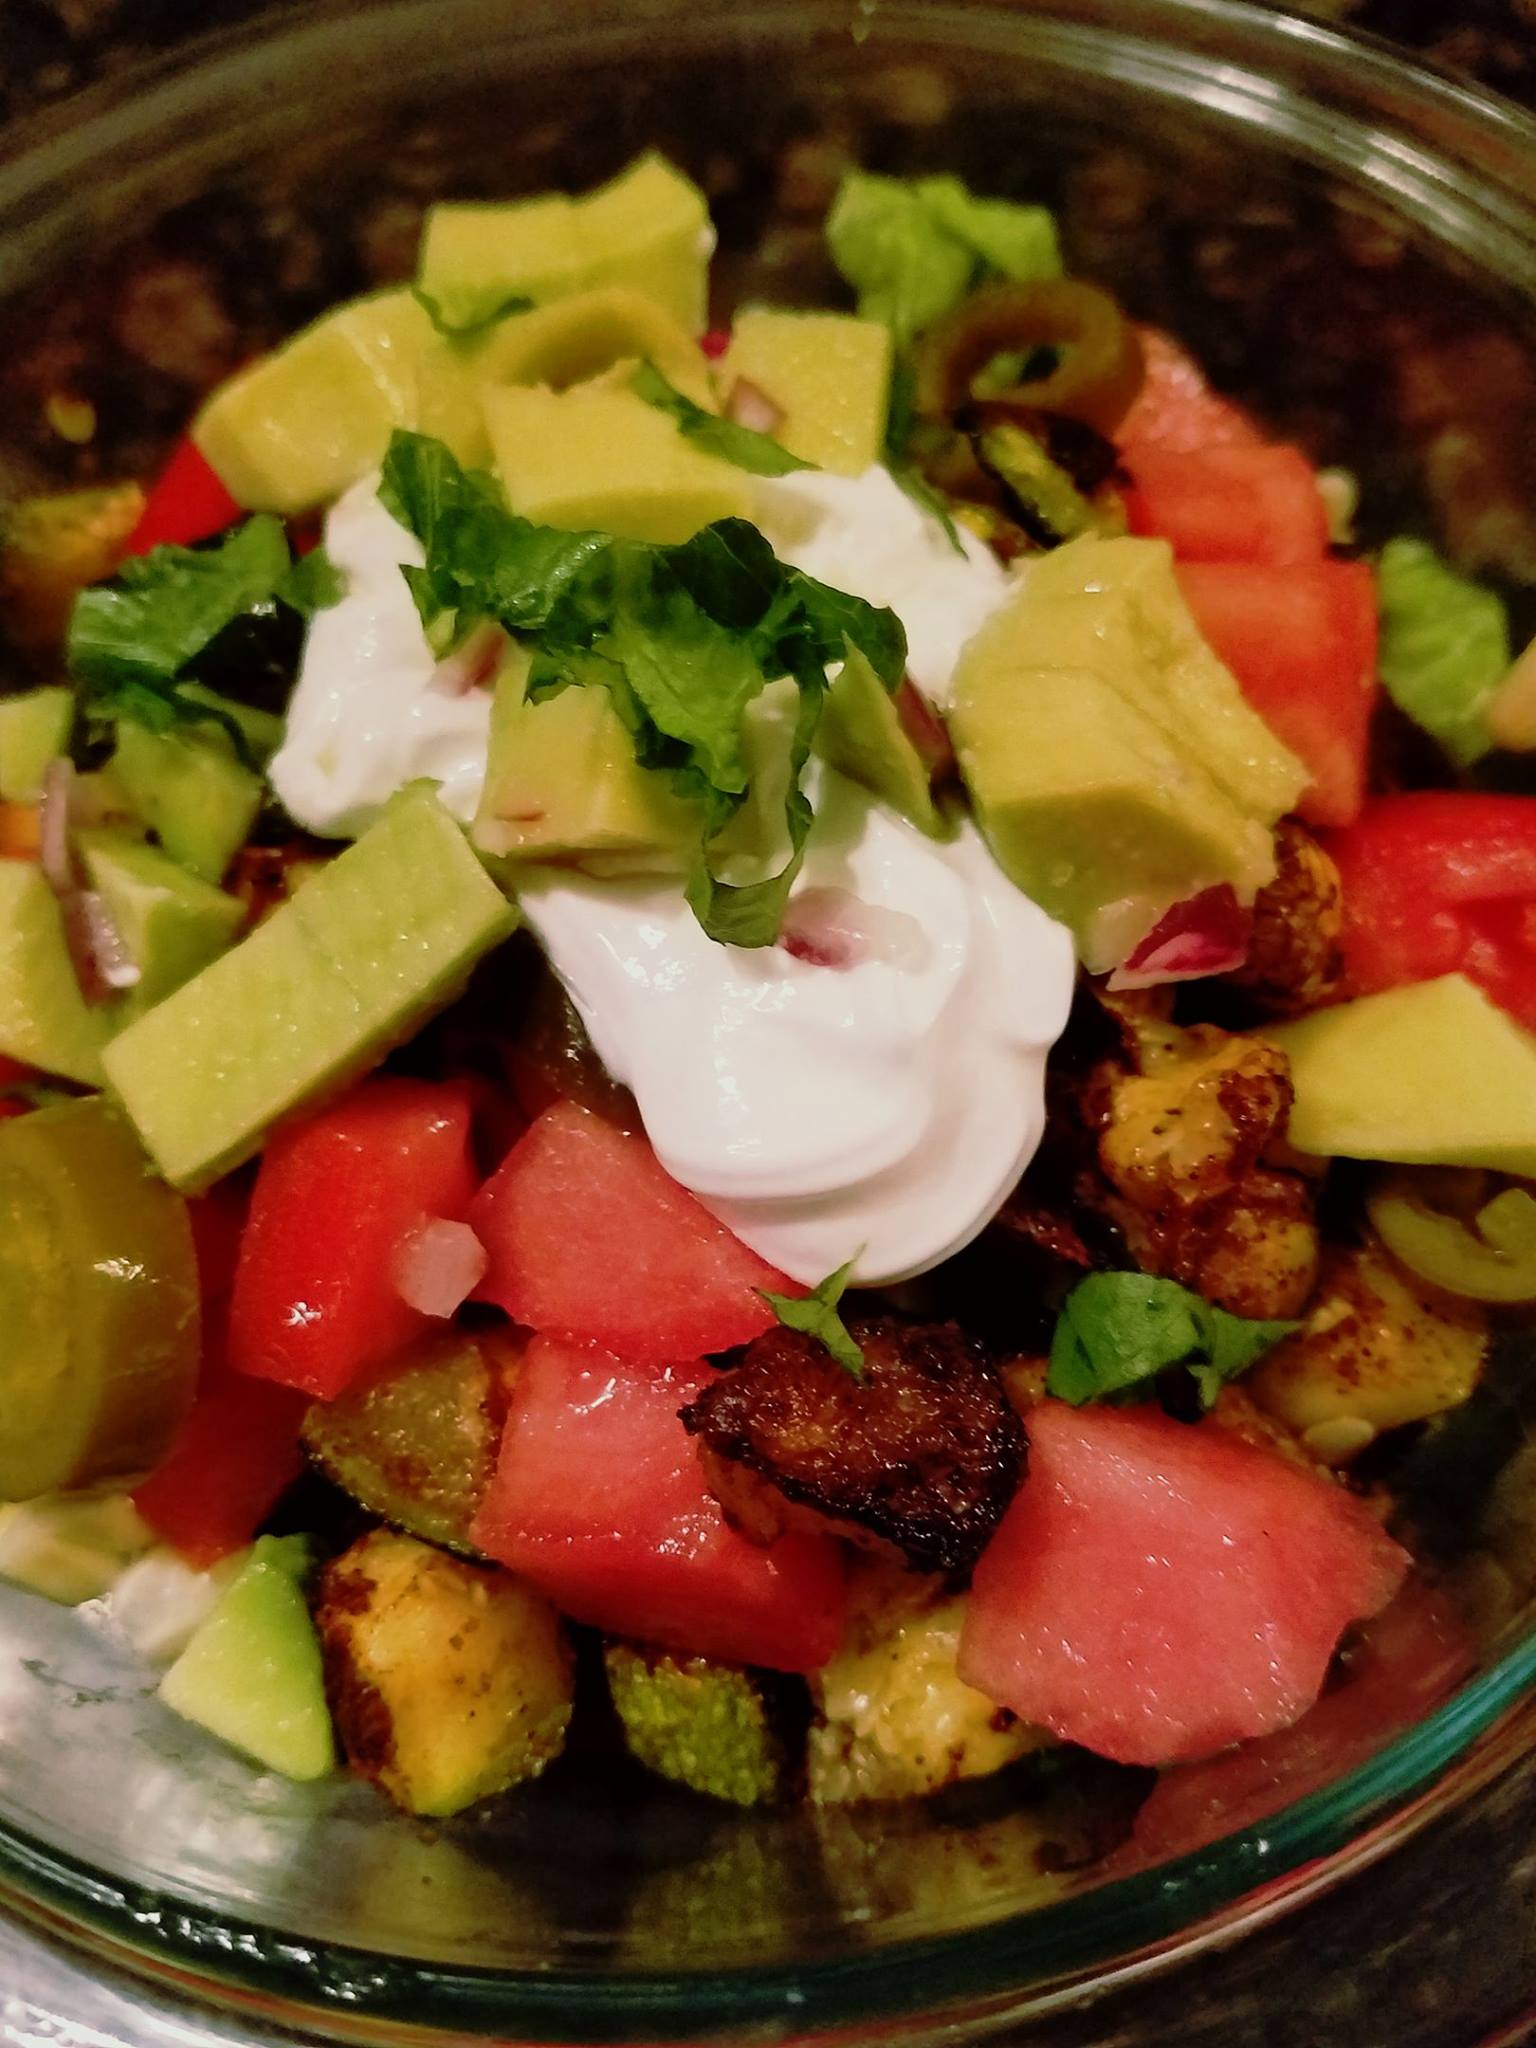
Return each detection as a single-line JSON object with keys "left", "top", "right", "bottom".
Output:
{"left": 1377, "top": 537, "right": 1511, "bottom": 767}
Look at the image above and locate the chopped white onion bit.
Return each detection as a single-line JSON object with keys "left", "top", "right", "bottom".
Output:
{"left": 393, "top": 1217, "right": 488, "bottom": 1319}
{"left": 726, "top": 377, "right": 785, "bottom": 436}
{"left": 80, "top": 890, "right": 141, "bottom": 990}
{"left": 38, "top": 756, "right": 76, "bottom": 895}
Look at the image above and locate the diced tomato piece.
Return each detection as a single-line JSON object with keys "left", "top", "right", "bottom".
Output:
{"left": 133, "top": 1352, "right": 308, "bottom": 1567}
{"left": 1115, "top": 327, "right": 1269, "bottom": 458}
{"left": 1124, "top": 443, "right": 1330, "bottom": 567}
{"left": 473, "top": 1336, "right": 845, "bottom": 1671}
{"left": 230, "top": 1076, "right": 477, "bottom": 1400}
{"left": 1122, "top": 1580, "right": 1475, "bottom": 1866}
{"left": 1178, "top": 560, "right": 1378, "bottom": 826}
{"left": 958, "top": 1401, "right": 1409, "bottom": 1767}
{"left": 122, "top": 435, "right": 243, "bottom": 556}
{"left": 187, "top": 1176, "right": 250, "bottom": 1304}
{"left": 471, "top": 1101, "right": 789, "bottom": 1363}
{"left": 1462, "top": 900, "right": 1536, "bottom": 1035}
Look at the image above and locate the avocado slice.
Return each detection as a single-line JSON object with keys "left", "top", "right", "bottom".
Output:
{"left": 576, "top": 153, "right": 713, "bottom": 333}
{"left": 78, "top": 827, "right": 245, "bottom": 1019}
{"left": 815, "top": 645, "right": 943, "bottom": 835}
{"left": 0, "top": 861, "right": 113, "bottom": 1083}
{"left": 103, "top": 782, "right": 518, "bottom": 1189}
{"left": 1269, "top": 973, "right": 1536, "bottom": 1178}
{"left": 724, "top": 309, "right": 892, "bottom": 477}
{"left": 159, "top": 1535, "right": 335, "bottom": 1782}
{"left": 485, "top": 381, "right": 751, "bottom": 544}
{"left": 0, "top": 688, "right": 72, "bottom": 801}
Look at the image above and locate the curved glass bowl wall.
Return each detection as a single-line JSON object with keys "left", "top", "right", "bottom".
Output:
{"left": 1, "top": 2, "right": 1535, "bottom": 2039}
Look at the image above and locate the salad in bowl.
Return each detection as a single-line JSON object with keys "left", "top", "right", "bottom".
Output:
{"left": 0, "top": 145, "right": 1533, "bottom": 1859}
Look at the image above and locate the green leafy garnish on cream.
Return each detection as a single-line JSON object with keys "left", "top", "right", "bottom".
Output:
{"left": 1047, "top": 1272, "right": 1297, "bottom": 1412}
{"left": 67, "top": 517, "right": 340, "bottom": 766}
{"left": 630, "top": 361, "right": 812, "bottom": 478}
{"left": 379, "top": 430, "right": 906, "bottom": 948}
{"left": 759, "top": 1258, "right": 865, "bottom": 1378}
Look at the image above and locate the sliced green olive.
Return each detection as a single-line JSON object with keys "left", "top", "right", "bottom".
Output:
{"left": 1368, "top": 1172, "right": 1536, "bottom": 1305}
{"left": 913, "top": 279, "right": 1145, "bottom": 435}
{"left": 0, "top": 1097, "right": 200, "bottom": 1500}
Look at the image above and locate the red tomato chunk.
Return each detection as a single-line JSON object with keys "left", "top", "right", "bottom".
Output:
{"left": 471, "top": 1099, "right": 790, "bottom": 1363}
{"left": 1124, "top": 445, "right": 1329, "bottom": 567}
{"left": 122, "top": 434, "right": 243, "bottom": 556}
{"left": 473, "top": 1336, "right": 846, "bottom": 1672}
{"left": 229, "top": 1076, "right": 478, "bottom": 1400}
{"left": 1115, "top": 328, "right": 1268, "bottom": 459}
{"left": 133, "top": 1354, "right": 308, "bottom": 1567}
{"left": 958, "top": 1401, "right": 1408, "bottom": 1767}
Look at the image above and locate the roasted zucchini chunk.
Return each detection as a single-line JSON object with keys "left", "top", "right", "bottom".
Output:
{"left": 302, "top": 1330, "right": 512, "bottom": 1554}
{"left": 1, "top": 483, "right": 145, "bottom": 662}
{"left": 681, "top": 1316, "right": 1023, "bottom": 1575}
{"left": 1250, "top": 1240, "right": 1487, "bottom": 1462}
{"left": 808, "top": 1562, "right": 1047, "bottom": 1805}
{"left": 603, "top": 1641, "right": 798, "bottom": 1807}
{"left": 317, "top": 1529, "right": 574, "bottom": 1818}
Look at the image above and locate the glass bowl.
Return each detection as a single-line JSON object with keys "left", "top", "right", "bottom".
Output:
{"left": 2, "top": 2, "right": 1536, "bottom": 2040}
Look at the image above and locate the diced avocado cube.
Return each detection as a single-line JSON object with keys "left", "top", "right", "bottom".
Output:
{"left": 603, "top": 1640, "right": 794, "bottom": 1807}
{"left": 485, "top": 381, "right": 750, "bottom": 544}
{"left": 103, "top": 784, "right": 517, "bottom": 1189}
{"left": 418, "top": 193, "right": 589, "bottom": 335}
{"left": 78, "top": 827, "right": 245, "bottom": 1019}
{"left": 949, "top": 650, "right": 1274, "bottom": 970}
{"left": 724, "top": 309, "right": 892, "bottom": 477}
{"left": 0, "top": 862, "right": 113, "bottom": 1083}
{"left": 193, "top": 289, "right": 463, "bottom": 515}
{"left": 0, "top": 688, "right": 73, "bottom": 801}
{"left": 110, "top": 721, "right": 263, "bottom": 886}
{"left": 473, "top": 648, "right": 701, "bottom": 867}
{"left": 469, "top": 286, "right": 715, "bottom": 406}
{"left": 576, "top": 153, "right": 713, "bottom": 334}
{"left": 1269, "top": 973, "right": 1536, "bottom": 1178}
{"left": 159, "top": 1535, "right": 335, "bottom": 1782}
{"left": 816, "top": 645, "right": 942, "bottom": 834}
{"left": 1023, "top": 537, "right": 1306, "bottom": 824}
{"left": 0, "top": 485, "right": 144, "bottom": 663}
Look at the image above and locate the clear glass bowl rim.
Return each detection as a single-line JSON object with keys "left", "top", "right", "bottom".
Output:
{"left": 1, "top": 0, "right": 1535, "bottom": 2036}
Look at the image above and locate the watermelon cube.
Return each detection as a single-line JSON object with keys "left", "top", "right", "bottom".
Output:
{"left": 1123, "top": 443, "right": 1330, "bottom": 567}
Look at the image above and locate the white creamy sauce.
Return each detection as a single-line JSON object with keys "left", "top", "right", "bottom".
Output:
{"left": 275, "top": 462, "right": 1071, "bottom": 1285}
{"left": 519, "top": 767, "right": 1073, "bottom": 1287}
{"left": 270, "top": 477, "right": 492, "bottom": 837}
{"left": 752, "top": 465, "right": 1010, "bottom": 708}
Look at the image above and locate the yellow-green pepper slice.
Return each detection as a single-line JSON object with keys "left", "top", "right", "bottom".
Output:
{"left": 913, "top": 278, "right": 1145, "bottom": 435}
{"left": 1368, "top": 1170, "right": 1536, "bottom": 1304}
{"left": 0, "top": 1097, "right": 200, "bottom": 1499}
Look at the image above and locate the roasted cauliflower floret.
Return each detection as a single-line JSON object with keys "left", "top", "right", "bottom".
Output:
{"left": 1226, "top": 819, "right": 1344, "bottom": 1018}
{"left": 808, "top": 1561, "right": 1048, "bottom": 1804}
{"left": 1250, "top": 1241, "right": 1487, "bottom": 1462}
{"left": 681, "top": 1317, "right": 1024, "bottom": 1575}
{"left": 303, "top": 1331, "right": 514, "bottom": 1555}
{"left": 317, "top": 1530, "right": 573, "bottom": 1818}
{"left": 603, "top": 1642, "right": 796, "bottom": 1807}
{"left": 1088, "top": 1013, "right": 1320, "bottom": 1319}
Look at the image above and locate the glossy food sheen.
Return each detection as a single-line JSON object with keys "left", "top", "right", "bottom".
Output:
{"left": 958, "top": 1401, "right": 1409, "bottom": 1766}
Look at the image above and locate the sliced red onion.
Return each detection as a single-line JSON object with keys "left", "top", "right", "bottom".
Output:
{"left": 780, "top": 886, "right": 927, "bottom": 971}
{"left": 726, "top": 377, "right": 785, "bottom": 436}
{"left": 431, "top": 622, "right": 505, "bottom": 697}
{"left": 393, "top": 1217, "right": 489, "bottom": 1319}
{"left": 894, "top": 678, "right": 956, "bottom": 780}
{"left": 79, "top": 891, "right": 140, "bottom": 991}
{"left": 1107, "top": 884, "right": 1252, "bottom": 992}
{"left": 38, "top": 759, "right": 139, "bottom": 1003}
{"left": 38, "top": 757, "right": 76, "bottom": 896}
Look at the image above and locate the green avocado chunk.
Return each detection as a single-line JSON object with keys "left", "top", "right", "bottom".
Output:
{"left": 0, "top": 687, "right": 72, "bottom": 801}
{"left": 109, "top": 697, "right": 269, "bottom": 886}
{"left": 0, "top": 861, "right": 113, "bottom": 1084}
{"left": 78, "top": 827, "right": 245, "bottom": 1019}
{"left": 1269, "top": 972, "right": 1536, "bottom": 1178}
{"left": 815, "top": 645, "right": 943, "bottom": 835}
{"left": 159, "top": 1535, "right": 335, "bottom": 1782}
{"left": 103, "top": 783, "right": 518, "bottom": 1189}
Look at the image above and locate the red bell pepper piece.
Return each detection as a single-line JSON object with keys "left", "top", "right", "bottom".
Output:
{"left": 122, "top": 435, "right": 242, "bottom": 556}
{"left": 229, "top": 1076, "right": 478, "bottom": 1400}
{"left": 132, "top": 1351, "right": 309, "bottom": 1567}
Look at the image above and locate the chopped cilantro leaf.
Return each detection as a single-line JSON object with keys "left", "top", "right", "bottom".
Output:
{"left": 630, "top": 360, "right": 813, "bottom": 477}
{"left": 1047, "top": 1271, "right": 1298, "bottom": 1412}
{"left": 759, "top": 1258, "right": 865, "bottom": 1378}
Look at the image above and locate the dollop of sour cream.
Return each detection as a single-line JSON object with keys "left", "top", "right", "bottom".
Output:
{"left": 269, "top": 477, "right": 492, "bottom": 837}
{"left": 275, "top": 463, "right": 1071, "bottom": 1286}
{"left": 520, "top": 766, "right": 1073, "bottom": 1286}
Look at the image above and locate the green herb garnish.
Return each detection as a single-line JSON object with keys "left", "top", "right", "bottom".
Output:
{"left": 883, "top": 356, "right": 963, "bottom": 554}
{"left": 411, "top": 286, "right": 535, "bottom": 338}
{"left": 1047, "top": 1271, "right": 1298, "bottom": 1412}
{"left": 67, "top": 518, "right": 340, "bottom": 767}
{"left": 630, "top": 361, "right": 812, "bottom": 478}
{"left": 379, "top": 430, "right": 906, "bottom": 948}
{"left": 759, "top": 1258, "right": 865, "bottom": 1378}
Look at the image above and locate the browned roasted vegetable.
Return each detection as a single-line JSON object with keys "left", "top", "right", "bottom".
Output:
{"left": 681, "top": 1317, "right": 1023, "bottom": 1575}
{"left": 913, "top": 278, "right": 1144, "bottom": 434}
{"left": 1225, "top": 820, "right": 1344, "bottom": 1018}
{"left": 318, "top": 1529, "right": 573, "bottom": 1818}
{"left": 1, "top": 483, "right": 144, "bottom": 663}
